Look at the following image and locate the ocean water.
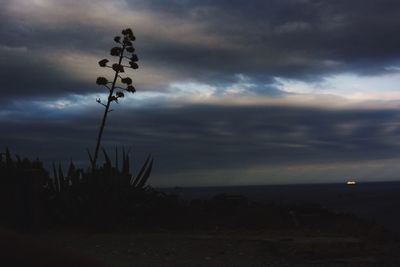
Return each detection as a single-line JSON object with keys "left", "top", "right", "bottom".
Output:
{"left": 160, "top": 182, "right": 400, "bottom": 233}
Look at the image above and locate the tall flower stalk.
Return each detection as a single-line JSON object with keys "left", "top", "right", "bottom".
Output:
{"left": 92, "top": 28, "right": 139, "bottom": 168}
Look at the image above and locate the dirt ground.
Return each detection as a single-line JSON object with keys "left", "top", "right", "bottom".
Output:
{"left": 29, "top": 229, "right": 400, "bottom": 267}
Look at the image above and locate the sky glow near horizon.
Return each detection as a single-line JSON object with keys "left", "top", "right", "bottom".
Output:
{"left": 2, "top": 0, "right": 400, "bottom": 186}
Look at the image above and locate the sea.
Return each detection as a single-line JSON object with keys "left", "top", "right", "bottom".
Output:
{"left": 160, "top": 181, "right": 400, "bottom": 233}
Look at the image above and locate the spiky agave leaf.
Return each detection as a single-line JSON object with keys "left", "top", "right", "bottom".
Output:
{"left": 87, "top": 148, "right": 94, "bottom": 166}
{"left": 122, "top": 148, "right": 130, "bottom": 175}
{"left": 53, "top": 162, "right": 59, "bottom": 193}
{"left": 102, "top": 147, "right": 112, "bottom": 168}
{"left": 15, "top": 155, "right": 22, "bottom": 166}
{"left": 131, "top": 155, "right": 151, "bottom": 186}
{"left": 68, "top": 160, "right": 80, "bottom": 188}
{"left": 67, "top": 160, "right": 75, "bottom": 177}
{"left": 58, "top": 163, "right": 65, "bottom": 192}
{"left": 5, "top": 147, "right": 12, "bottom": 167}
{"left": 137, "top": 157, "right": 153, "bottom": 188}
{"left": 131, "top": 174, "right": 141, "bottom": 187}
{"left": 115, "top": 146, "right": 119, "bottom": 170}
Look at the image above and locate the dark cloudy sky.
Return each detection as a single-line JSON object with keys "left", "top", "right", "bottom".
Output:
{"left": 2, "top": 0, "right": 400, "bottom": 186}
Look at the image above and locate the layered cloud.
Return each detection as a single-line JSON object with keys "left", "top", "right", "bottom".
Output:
{"left": 2, "top": 0, "right": 400, "bottom": 102}
{"left": 3, "top": 101, "right": 400, "bottom": 185}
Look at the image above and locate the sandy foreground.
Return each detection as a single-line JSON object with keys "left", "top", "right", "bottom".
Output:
{"left": 24, "top": 228, "right": 399, "bottom": 267}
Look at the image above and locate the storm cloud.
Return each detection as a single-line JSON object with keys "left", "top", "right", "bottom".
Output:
{"left": 2, "top": 0, "right": 400, "bottom": 185}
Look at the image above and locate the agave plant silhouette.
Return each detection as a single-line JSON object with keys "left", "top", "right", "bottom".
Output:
{"left": 91, "top": 28, "right": 139, "bottom": 168}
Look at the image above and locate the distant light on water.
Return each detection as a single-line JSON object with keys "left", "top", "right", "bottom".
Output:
{"left": 346, "top": 180, "right": 357, "bottom": 185}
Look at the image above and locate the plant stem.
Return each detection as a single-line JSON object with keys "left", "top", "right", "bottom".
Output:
{"left": 92, "top": 46, "right": 125, "bottom": 169}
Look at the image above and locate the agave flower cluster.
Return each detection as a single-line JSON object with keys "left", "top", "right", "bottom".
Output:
{"left": 96, "top": 28, "right": 139, "bottom": 105}
{"left": 92, "top": 28, "right": 139, "bottom": 168}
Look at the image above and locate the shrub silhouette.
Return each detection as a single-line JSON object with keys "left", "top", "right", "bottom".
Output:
{"left": 1, "top": 149, "right": 389, "bottom": 238}
{"left": 0, "top": 149, "right": 48, "bottom": 230}
{"left": 48, "top": 148, "right": 154, "bottom": 227}
{"left": 1, "top": 149, "right": 154, "bottom": 230}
